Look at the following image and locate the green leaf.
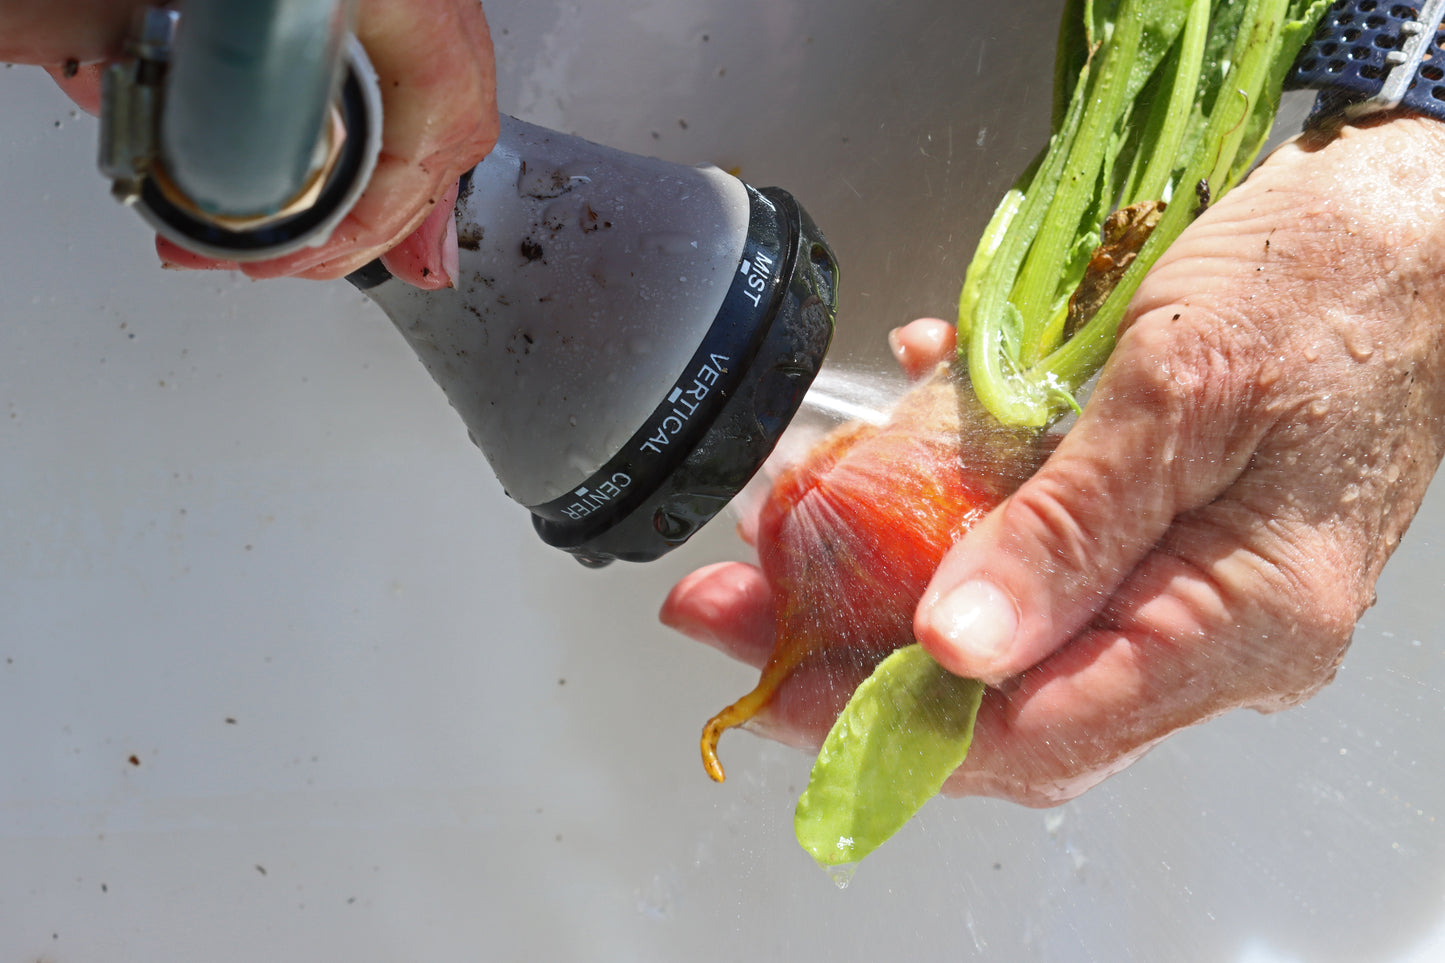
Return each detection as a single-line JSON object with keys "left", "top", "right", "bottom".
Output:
{"left": 795, "top": 646, "right": 985, "bottom": 868}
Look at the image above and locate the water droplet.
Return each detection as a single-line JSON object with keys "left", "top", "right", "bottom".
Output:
{"left": 824, "top": 861, "right": 858, "bottom": 889}
{"left": 565, "top": 447, "right": 598, "bottom": 475}
{"left": 1344, "top": 331, "right": 1375, "bottom": 362}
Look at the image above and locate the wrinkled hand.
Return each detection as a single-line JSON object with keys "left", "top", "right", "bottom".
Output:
{"left": 663, "top": 115, "right": 1445, "bottom": 806}
{"left": 6, "top": 0, "right": 497, "bottom": 289}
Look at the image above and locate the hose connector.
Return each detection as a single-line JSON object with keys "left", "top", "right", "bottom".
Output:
{"left": 99, "top": 3, "right": 382, "bottom": 261}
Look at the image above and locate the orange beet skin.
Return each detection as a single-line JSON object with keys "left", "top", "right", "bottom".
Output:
{"left": 701, "top": 366, "right": 1045, "bottom": 781}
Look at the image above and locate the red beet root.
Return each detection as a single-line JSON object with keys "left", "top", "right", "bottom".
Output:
{"left": 700, "top": 364, "right": 1046, "bottom": 781}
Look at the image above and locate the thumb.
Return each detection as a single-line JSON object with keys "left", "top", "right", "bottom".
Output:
{"left": 914, "top": 314, "right": 1260, "bottom": 685}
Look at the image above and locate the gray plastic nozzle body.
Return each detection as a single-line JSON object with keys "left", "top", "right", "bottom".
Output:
{"left": 362, "top": 116, "right": 751, "bottom": 507}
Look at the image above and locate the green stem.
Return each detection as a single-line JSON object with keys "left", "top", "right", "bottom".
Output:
{"left": 1011, "top": 0, "right": 1146, "bottom": 357}
{"left": 963, "top": 0, "right": 1328, "bottom": 424}
{"left": 966, "top": 79, "right": 1094, "bottom": 425}
{"left": 1127, "top": 0, "right": 1210, "bottom": 203}
{"left": 1035, "top": 0, "right": 1297, "bottom": 395}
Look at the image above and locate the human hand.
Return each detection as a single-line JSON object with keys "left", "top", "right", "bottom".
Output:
{"left": 5, "top": 0, "right": 497, "bottom": 289}
{"left": 663, "top": 114, "right": 1445, "bottom": 805}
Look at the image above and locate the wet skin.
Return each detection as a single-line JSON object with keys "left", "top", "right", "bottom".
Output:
{"left": 664, "top": 115, "right": 1445, "bottom": 806}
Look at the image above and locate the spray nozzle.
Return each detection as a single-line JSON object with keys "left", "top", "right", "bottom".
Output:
{"left": 98, "top": 4, "right": 838, "bottom": 567}
{"left": 354, "top": 118, "right": 838, "bottom": 565}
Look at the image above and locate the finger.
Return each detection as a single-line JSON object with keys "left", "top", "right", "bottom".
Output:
{"left": 379, "top": 179, "right": 460, "bottom": 288}
{"left": 938, "top": 539, "right": 1244, "bottom": 805}
{"left": 2, "top": 0, "right": 149, "bottom": 64}
{"left": 355, "top": 0, "right": 498, "bottom": 176}
{"left": 659, "top": 562, "right": 775, "bottom": 669}
{"left": 278, "top": 0, "right": 498, "bottom": 279}
{"left": 156, "top": 236, "right": 241, "bottom": 272}
{"left": 942, "top": 508, "right": 1358, "bottom": 805}
{"left": 888, "top": 318, "right": 955, "bottom": 380}
{"left": 913, "top": 298, "right": 1268, "bottom": 685}
{"left": 44, "top": 61, "right": 105, "bottom": 115}
{"left": 940, "top": 627, "right": 1168, "bottom": 805}
{"left": 150, "top": 172, "right": 449, "bottom": 280}
{"left": 232, "top": 153, "right": 456, "bottom": 281}
{"left": 940, "top": 608, "right": 1218, "bottom": 806}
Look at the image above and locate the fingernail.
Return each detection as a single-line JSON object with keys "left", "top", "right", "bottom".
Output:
{"left": 440, "top": 213, "right": 459, "bottom": 289}
{"left": 417, "top": 228, "right": 451, "bottom": 288}
{"left": 932, "top": 579, "right": 1017, "bottom": 668}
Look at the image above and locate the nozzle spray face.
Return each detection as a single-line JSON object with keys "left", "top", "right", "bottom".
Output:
{"left": 353, "top": 116, "right": 838, "bottom": 565}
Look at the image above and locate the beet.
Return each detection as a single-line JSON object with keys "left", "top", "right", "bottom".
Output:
{"left": 700, "top": 365, "right": 1045, "bottom": 781}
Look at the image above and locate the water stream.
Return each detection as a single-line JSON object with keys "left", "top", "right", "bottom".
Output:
{"left": 723, "top": 364, "right": 904, "bottom": 531}
{"left": 799, "top": 365, "right": 906, "bottom": 428}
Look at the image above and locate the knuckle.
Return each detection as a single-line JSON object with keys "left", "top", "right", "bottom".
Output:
{"left": 999, "top": 473, "right": 1106, "bottom": 592}
{"left": 1112, "top": 304, "right": 1255, "bottom": 419}
{"left": 1104, "top": 305, "right": 1275, "bottom": 491}
{"left": 1244, "top": 545, "right": 1360, "bottom": 710}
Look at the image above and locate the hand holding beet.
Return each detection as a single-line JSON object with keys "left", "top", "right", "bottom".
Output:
{"left": 663, "top": 114, "right": 1445, "bottom": 807}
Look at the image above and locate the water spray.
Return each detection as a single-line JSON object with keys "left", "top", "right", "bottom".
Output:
{"left": 99, "top": 1, "right": 838, "bottom": 566}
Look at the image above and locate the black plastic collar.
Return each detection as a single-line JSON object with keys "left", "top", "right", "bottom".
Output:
{"left": 528, "top": 184, "right": 838, "bottom": 566}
